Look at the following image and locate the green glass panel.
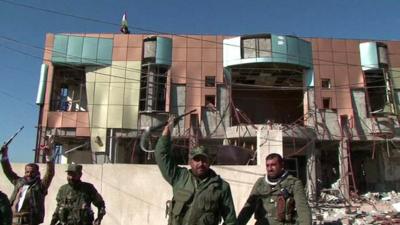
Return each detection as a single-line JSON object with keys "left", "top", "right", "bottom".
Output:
{"left": 287, "top": 36, "right": 299, "bottom": 64}
{"left": 97, "top": 38, "right": 113, "bottom": 65}
{"left": 299, "top": 39, "right": 312, "bottom": 68}
{"left": 82, "top": 37, "right": 99, "bottom": 64}
{"left": 52, "top": 35, "right": 69, "bottom": 63}
{"left": 156, "top": 37, "right": 172, "bottom": 66}
{"left": 271, "top": 35, "right": 287, "bottom": 63}
{"left": 66, "top": 36, "right": 83, "bottom": 63}
{"left": 360, "top": 42, "right": 379, "bottom": 71}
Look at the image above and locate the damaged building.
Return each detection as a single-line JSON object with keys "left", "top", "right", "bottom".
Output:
{"left": 35, "top": 32, "right": 400, "bottom": 199}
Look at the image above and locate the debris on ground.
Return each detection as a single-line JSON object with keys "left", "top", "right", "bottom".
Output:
{"left": 312, "top": 190, "right": 400, "bottom": 224}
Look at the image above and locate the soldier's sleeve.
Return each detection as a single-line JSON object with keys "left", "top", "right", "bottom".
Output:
{"left": 0, "top": 193, "right": 12, "bottom": 225}
{"left": 292, "top": 179, "right": 312, "bottom": 225}
{"left": 154, "top": 136, "right": 184, "bottom": 185}
{"left": 89, "top": 184, "right": 106, "bottom": 219}
{"left": 50, "top": 187, "right": 62, "bottom": 225}
{"left": 237, "top": 179, "right": 261, "bottom": 225}
{"left": 220, "top": 183, "right": 237, "bottom": 225}
{"left": 41, "top": 160, "right": 55, "bottom": 190}
{"left": 1, "top": 156, "right": 20, "bottom": 185}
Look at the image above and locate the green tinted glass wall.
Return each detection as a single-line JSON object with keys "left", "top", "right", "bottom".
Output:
{"left": 52, "top": 34, "right": 112, "bottom": 66}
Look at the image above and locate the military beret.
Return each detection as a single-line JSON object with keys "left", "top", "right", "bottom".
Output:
{"left": 66, "top": 164, "right": 83, "bottom": 173}
{"left": 189, "top": 146, "right": 209, "bottom": 159}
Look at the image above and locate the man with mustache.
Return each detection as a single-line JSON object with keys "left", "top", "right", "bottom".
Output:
{"left": 237, "top": 153, "right": 311, "bottom": 225}
{"left": 155, "top": 118, "right": 237, "bottom": 225}
{"left": 0, "top": 143, "right": 54, "bottom": 225}
{"left": 50, "top": 164, "right": 106, "bottom": 225}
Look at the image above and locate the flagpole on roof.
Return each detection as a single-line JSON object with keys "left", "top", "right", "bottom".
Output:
{"left": 120, "top": 12, "right": 130, "bottom": 34}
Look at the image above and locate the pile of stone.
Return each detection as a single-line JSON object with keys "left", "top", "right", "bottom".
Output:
{"left": 312, "top": 191, "right": 400, "bottom": 224}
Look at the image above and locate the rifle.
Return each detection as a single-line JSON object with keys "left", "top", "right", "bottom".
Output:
{"left": 140, "top": 110, "right": 196, "bottom": 152}
{"left": 0, "top": 126, "right": 24, "bottom": 154}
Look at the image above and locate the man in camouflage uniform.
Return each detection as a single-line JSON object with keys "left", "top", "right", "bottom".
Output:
{"left": 0, "top": 190, "right": 12, "bottom": 225}
{"left": 155, "top": 118, "right": 237, "bottom": 225}
{"left": 237, "top": 153, "right": 311, "bottom": 225}
{"left": 50, "top": 164, "right": 106, "bottom": 225}
{"left": 1, "top": 145, "right": 54, "bottom": 225}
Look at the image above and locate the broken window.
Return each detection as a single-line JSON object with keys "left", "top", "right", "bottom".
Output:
{"left": 321, "top": 79, "right": 331, "bottom": 89}
{"left": 205, "top": 95, "right": 216, "bottom": 106}
{"left": 139, "top": 66, "right": 167, "bottom": 112}
{"left": 205, "top": 76, "right": 216, "bottom": 87}
{"left": 143, "top": 37, "right": 157, "bottom": 64}
{"left": 323, "top": 98, "right": 331, "bottom": 109}
{"left": 365, "top": 70, "right": 391, "bottom": 115}
{"left": 50, "top": 67, "right": 87, "bottom": 112}
{"left": 241, "top": 35, "right": 271, "bottom": 59}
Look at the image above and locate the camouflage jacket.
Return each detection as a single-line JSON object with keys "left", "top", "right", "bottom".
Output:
{"left": 237, "top": 175, "right": 312, "bottom": 225}
{"left": 1, "top": 159, "right": 54, "bottom": 224}
{"left": 0, "top": 191, "right": 12, "bottom": 225}
{"left": 50, "top": 182, "right": 106, "bottom": 225}
{"left": 155, "top": 136, "right": 237, "bottom": 225}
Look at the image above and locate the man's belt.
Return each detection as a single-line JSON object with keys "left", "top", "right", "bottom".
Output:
{"left": 12, "top": 212, "right": 30, "bottom": 225}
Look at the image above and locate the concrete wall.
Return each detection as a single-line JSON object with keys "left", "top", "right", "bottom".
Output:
{"left": 0, "top": 163, "right": 265, "bottom": 225}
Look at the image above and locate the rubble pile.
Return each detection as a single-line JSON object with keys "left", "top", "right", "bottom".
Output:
{"left": 312, "top": 191, "right": 400, "bottom": 224}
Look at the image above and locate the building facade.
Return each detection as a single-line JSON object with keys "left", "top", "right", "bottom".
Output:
{"left": 36, "top": 33, "right": 400, "bottom": 198}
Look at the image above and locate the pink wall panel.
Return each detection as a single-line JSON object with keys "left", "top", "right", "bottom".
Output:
{"left": 346, "top": 52, "right": 361, "bottom": 66}
{"left": 187, "top": 35, "right": 202, "bottom": 48}
{"left": 346, "top": 40, "right": 360, "bottom": 52}
{"left": 333, "top": 52, "right": 347, "bottom": 65}
{"left": 317, "top": 39, "right": 333, "bottom": 51}
{"left": 47, "top": 112, "right": 62, "bottom": 127}
{"left": 45, "top": 33, "right": 54, "bottom": 47}
{"left": 187, "top": 62, "right": 202, "bottom": 78}
{"left": 202, "top": 48, "right": 217, "bottom": 62}
{"left": 112, "top": 47, "right": 127, "bottom": 61}
{"left": 217, "top": 48, "right": 223, "bottom": 63}
{"left": 202, "top": 35, "right": 217, "bottom": 48}
{"left": 76, "top": 112, "right": 89, "bottom": 128}
{"left": 113, "top": 34, "right": 128, "bottom": 47}
{"left": 76, "top": 127, "right": 90, "bottom": 137}
{"left": 216, "top": 63, "right": 224, "bottom": 83}
{"left": 172, "top": 47, "right": 187, "bottom": 62}
{"left": 347, "top": 66, "right": 364, "bottom": 88}
{"left": 202, "top": 62, "right": 217, "bottom": 76}
{"left": 173, "top": 35, "right": 187, "bottom": 48}
{"left": 126, "top": 47, "right": 142, "bottom": 61}
{"left": 335, "top": 89, "right": 351, "bottom": 110}
{"left": 170, "top": 62, "right": 187, "bottom": 83}
{"left": 318, "top": 52, "right": 333, "bottom": 65}
{"left": 334, "top": 65, "right": 349, "bottom": 87}
{"left": 99, "top": 34, "right": 113, "bottom": 39}
{"left": 128, "top": 34, "right": 143, "bottom": 48}
{"left": 389, "top": 54, "right": 400, "bottom": 67}
{"left": 332, "top": 39, "right": 347, "bottom": 52}
{"left": 387, "top": 41, "right": 400, "bottom": 54}
{"left": 187, "top": 48, "right": 202, "bottom": 62}
{"left": 62, "top": 112, "right": 77, "bottom": 127}
{"left": 85, "top": 34, "right": 100, "bottom": 38}
{"left": 319, "top": 65, "right": 334, "bottom": 78}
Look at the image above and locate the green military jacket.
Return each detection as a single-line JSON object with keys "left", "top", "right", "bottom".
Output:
{"left": 155, "top": 136, "right": 237, "bottom": 225}
{"left": 0, "top": 191, "right": 12, "bottom": 225}
{"left": 50, "top": 181, "right": 106, "bottom": 225}
{"left": 237, "top": 175, "right": 312, "bottom": 225}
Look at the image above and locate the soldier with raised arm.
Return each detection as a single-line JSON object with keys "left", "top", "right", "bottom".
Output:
{"left": 155, "top": 117, "right": 237, "bottom": 225}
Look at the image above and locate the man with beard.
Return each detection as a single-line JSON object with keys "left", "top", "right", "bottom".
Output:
{"left": 0, "top": 190, "right": 12, "bottom": 225}
{"left": 1, "top": 144, "right": 54, "bottom": 225}
{"left": 237, "top": 153, "right": 311, "bottom": 225}
{"left": 155, "top": 118, "right": 236, "bottom": 225}
{"left": 50, "top": 164, "right": 105, "bottom": 225}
